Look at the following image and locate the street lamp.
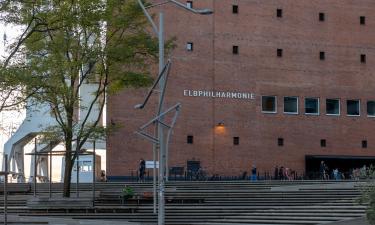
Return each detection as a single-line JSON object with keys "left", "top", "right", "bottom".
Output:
{"left": 135, "top": 1, "right": 213, "bottom": 225}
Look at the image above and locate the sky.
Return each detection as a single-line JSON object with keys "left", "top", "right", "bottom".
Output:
{"left": 0, "top": 23, "right": 25, "bottom": 157}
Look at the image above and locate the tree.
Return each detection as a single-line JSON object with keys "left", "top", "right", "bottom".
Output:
{"left": 0, "top": 0, "right": 159, "bottom": 197}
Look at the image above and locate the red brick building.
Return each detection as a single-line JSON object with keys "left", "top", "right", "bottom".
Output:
{"left": 107, "top": 0, "right": 375, "bottom": 179}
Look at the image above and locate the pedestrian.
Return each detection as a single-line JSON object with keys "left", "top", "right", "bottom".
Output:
{"left": 251, "top": 165, "right": 257, "bottom": 181}
{"left": 319, "top": 161, "right": 326, "bottom": 180}
{"left": 139, "top": 158, "right": 146, "bottom": 182}
{"left": 274, "top": 166, "right": 279, "bottom": 180}
{"left": 279, "top": 166, "right": 284, "bottom": 180}
{"left": 333, "top": 168, "right": 339, "bottom": 180}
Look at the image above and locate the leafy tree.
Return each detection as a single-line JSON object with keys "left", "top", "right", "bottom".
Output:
{"left": 0, "top": 0, "right": 159, "bottom": 197}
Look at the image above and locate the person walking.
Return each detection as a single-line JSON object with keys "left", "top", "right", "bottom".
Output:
{"left": 251, "top": 165, "right": 257, "bottom": 181}
{"left": 274, "top": 166, "right": 279, "bottom": 180}
{"left": 139, "top": 158, "right": 146, "bottom": 182}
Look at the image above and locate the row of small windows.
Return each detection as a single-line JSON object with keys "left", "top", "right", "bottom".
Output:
{"left": 186, "top": 44, "right": 368, "bottom": 63}
{"left": 262, "top": 96, "right": 375, "bottom": 117}
{"left": 186, "top": 1, "right": 367, "bottom": 24}
{"left": 279, "top": 138, "right": 368, "bottom": 149}
{"left": 230, "top": 4, "right": 366, "bottom": 25}
{"left": 188, "top": 135, "right": 368, "bottom": 148}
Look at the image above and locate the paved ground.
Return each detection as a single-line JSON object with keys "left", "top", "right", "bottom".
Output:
{"left": 321, "top": 217, "right": 369, "bottom": 225}
{"left": 0, "top": 215, "right": 140, "bottom": 225}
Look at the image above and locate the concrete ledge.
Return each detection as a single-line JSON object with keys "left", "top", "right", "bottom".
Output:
{"left": 27, "top": 197, "right": 93, "bottom": 209}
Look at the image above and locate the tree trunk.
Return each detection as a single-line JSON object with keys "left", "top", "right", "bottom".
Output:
{"left": 63, "top": 135, "right": 73, "bottom": 198}
{"left": 63, "top": 153, "right": 73, "bottom": 197}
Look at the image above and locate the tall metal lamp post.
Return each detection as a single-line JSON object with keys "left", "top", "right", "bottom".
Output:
{"left": 135, "top": 1, "right": 213, "bottom": 225}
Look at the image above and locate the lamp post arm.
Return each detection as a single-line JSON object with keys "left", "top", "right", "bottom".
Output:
{"left": 137, "top": 0, "right": 159, "bottom": 35}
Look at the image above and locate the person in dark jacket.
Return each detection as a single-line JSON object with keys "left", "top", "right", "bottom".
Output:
{"left": 139, "top": 158, "right": 146, "bottom": 182}
{"left": 274, "top": 166, "right": 279, "bottom": 180}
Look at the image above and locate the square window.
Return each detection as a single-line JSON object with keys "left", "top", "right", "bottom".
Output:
{"left": 347, "top": 100, "right": 360, "bottom": 116}
{"left": 360, "top": 16, "right": 366, "bottom": 25}
{"left": 187, "top": 1, "right": 193, "bottom": 9}
{"left": 277, "top": 8, "right": 283, "bottom": 18}
{"left": 262, "top": 96, "right": 277, "bottom": 113}
{"left": 320, "top": 51, "right": 325, "bottom": 60}
{"left": 284, "top": 96, "right": 298, "bottom": 114}
{"left": 277, "top": 49, "right": 283, "bottom": 57}
{"left": 233, "top": 137, "right": 239, "bottom": 145}
{"left": 232, "top": 5, "right": 238, "bottom": 14}
{"left": 278, "top": 138, "right": 284, "bottom": 146}
{"left": 186, "top": 42, "right": 193, "bottom": 51}
{"left": 319, "top": 12, "right": 325, "bottom": 21}
{"left": 233, "top": 45, "right": 239, "bottom": 54}
{"left": 362, "top": 140, "right": 368, "bottom": 148}
{"left": 361, "top": 54, "right": 366, "bottom": 63}
{"left": 320, "top": 139, "right": 326, "bottom": 147}
{"left": 187, "top": 135, "right": 193, "bottom": 144}
{"left": 326, "top": 99, "right": 340, "bottom": 115}
{"left": 305, "top": 98, "right": 319, "bottom": 115}
{"left": 367, "top": 101, "right": 375, "bottom": 116}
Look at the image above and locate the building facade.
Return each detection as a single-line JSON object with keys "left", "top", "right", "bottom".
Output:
{"left": 107, "top": 0, "right": 375, "bottom": 179}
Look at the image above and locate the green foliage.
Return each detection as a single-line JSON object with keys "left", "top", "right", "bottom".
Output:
{"left": 122, "top": 186, "right": 135, "bottom": 199}
{"left": 0, "top": 0, "right": 167, "bottom": 197}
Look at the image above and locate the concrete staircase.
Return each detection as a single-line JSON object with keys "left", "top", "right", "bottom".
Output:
{"left": 0, "top": 181, "right": 369, "bottom": 225}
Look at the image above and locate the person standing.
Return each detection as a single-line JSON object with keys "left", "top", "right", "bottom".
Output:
{"left": 319, "top": 161, "right": 326, "bottom": 180}
{"left": 274, "top": 166, "right": 279, "bottom": 180}
{"left": 139, "top": 158, "right": 146, "bottom": 182}
{"left": 251, "top": 165, "right": 257, "bottom": 181}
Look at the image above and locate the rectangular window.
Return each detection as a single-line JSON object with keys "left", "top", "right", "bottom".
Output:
{"left": 262, "top": 96, "right": 277, "bottom": 113}
{"left": 187, "top": 135, "right": 193, "bottom": 144}
{"left": 319, "top": 12, "right": 325, "bottom": 21}
{"left": 320, "top": 139, "right": 326, "bottom": 147}
{"left": 186, "top": 42, "right": 193, "bottom": 51}
{"left": 277, "top": 49, "right": 283, "bottom": 57}
{"left": 284, "top": 96, "right": 298, "bottom": 114}
{"left": 233, "top": 45, "right": 239, "bottom": 55}
{"left": 233, "top": 137, "right": 239, "bottom": 145}
{"left": 320, "top": 51, "right": 325, "bottom": 60}
{"left": 361, "top": 54, "right": 366, "bottom": 63}
{"left": 326, "top": 99, "right": 340, "bottom": 115}
{"left": 360, "top": 16, "right": 366, "bottom": 25}
{"left": 277, "top": 8, "right": 283, "bottom": 18}
{"left": 232, "top": 5, "right": 238, "bottom": 14}
{"left": 305, "top": 98, "right": 319, "bottom": 115}
{"left": 186, "top": 1, "right": 193, "bottom": 8}
{"left": 362, "top": 140, "right": 367, "bottom": 148}
{"left": 367, "top": 101, "right": 375, "bottom": 116}
{"left": 278, "top": 138, "right": 284, "bottom": 146}
{"left": 347, "top": 100, "right": 360, "bottom": 116}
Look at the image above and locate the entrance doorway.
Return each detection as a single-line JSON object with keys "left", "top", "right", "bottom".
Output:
{"left": 305, "top": 155, "right": 375, "bottom": 179}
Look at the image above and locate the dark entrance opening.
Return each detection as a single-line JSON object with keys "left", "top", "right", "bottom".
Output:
{"left": 305, "top": 155, "right": 375, "bottom": 179}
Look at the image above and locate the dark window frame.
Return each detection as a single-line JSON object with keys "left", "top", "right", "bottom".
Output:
{"left": 232, "top": 5, "right": 239, "bottom": 14}
{"left": 361, "top": 54, "right": 366, "bottom": 63}
{"left": 232, "top": 45, "right": 239, "bottom": 55}
{"left": 284, "top": 96, "right": 298, "bottom": 114}
{"left": 277, "top": 48, "right": 283, "bottom": 57}
{"left": 362, "top": 140, "right": 368, "bottom": 149}
{"left": 305, "top": 97, "right": 320, "bottom": 115}
{"left": 277, "top": 8, "right": 283, "bottom": 18}
{"left": 233, "top": 137, "right": 240, "bottom": 145}
{"left": 360, "top": 16, "right": 366, "bottom": 25}
{"left": 320, "top": 51, "right": 325, "bottom": 60}
{"left": 320, "top": 139, "right": 326, "bottom": 147}
{"left": 187, "top": 135, "right": 194, "bottom": 144}
{"left": 326, "top": 98, "right": 340, "bottom": 116}
{"left": 319, "top": 12, "right": 325, "bottom": 21}
{"left": 262, "top": 96, "right": 277, "bottom": 113}
{"left": 347, "top": 99, "right": 360, "bottom": 116}
{"left": 278, "top": 138, "right": 284, "bottom": 146}
{"left": 367, "top": 100, "right": 375, "bottom": 117}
